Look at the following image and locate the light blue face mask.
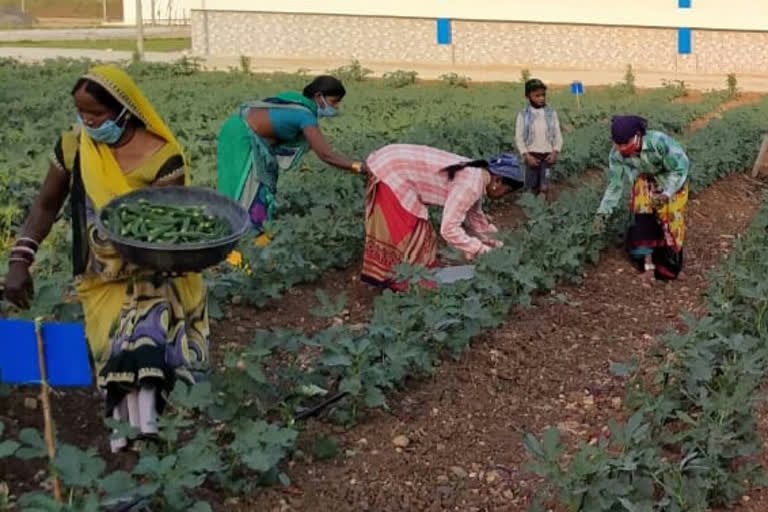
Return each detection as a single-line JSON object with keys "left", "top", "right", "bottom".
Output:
{"left": 317, "top": 96, "right": 338, "bottom": 118}
{"left": 77, "top": 107, "right": 128, "bottom": 144}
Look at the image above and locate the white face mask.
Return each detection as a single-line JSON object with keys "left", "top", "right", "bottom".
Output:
{"left": 317, "top": 96, "right": 338, "bottom": 117}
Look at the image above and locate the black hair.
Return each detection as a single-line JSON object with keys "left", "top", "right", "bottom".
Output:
{"left": 525, "top": 78, "right": 547, "bottom": 97}
{"left": 303, "top": 75, "right": 346, "bottom": 99}
{"left": 71, "top": 78, "right": 143, "bottom": 127}
{"left": 441, "top": 159, "right": 489, "bottom": 181}
{"left": 71, "top": 78, "right": 123, "bottom": 113}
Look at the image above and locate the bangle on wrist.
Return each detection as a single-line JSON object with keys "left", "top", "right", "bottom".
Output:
{"left": 350, "top": 161, "right": 362, "bottom": 173}
{"left": 8, "top": 256, "right": 32, "bottom": 266}
{"left": 17, "top": 237, "right": 39, "bottom": 249}
{"left": 11, "top": 245, "right": 36, "bottom": 258}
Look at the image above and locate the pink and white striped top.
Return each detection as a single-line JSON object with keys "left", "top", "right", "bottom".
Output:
{"left": 366, "top": 144, "right": 497, "bottom": 255}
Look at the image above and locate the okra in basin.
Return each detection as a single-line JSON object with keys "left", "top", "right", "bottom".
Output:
{"left": 95, "top": 186, "right": 250, "bottom": 273}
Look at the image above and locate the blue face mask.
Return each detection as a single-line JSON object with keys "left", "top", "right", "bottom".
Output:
{"left": 77, "top": 108, "right": 128, "bottom": 144}
{"left": 317, "top": 97, "right": 338, "bottom": 118}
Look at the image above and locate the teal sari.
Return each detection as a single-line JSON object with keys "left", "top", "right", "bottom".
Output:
{"left": 217, "top": 91, "right": 316, "bottom": 231}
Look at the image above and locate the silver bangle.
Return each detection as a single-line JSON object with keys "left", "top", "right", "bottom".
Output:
{"left": 17, "top": 237, "right": 39, "bottom": 249}
{"left": 11, "top": 245, "right": 36, "bottom": 257}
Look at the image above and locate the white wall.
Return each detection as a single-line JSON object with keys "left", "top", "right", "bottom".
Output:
{"left": 190, "top": 0, "right": 768, "bottom": 31}
{"left": 123, "top": 0, "right": 195, "bottom": 24}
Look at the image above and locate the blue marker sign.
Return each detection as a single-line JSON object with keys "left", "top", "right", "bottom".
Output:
{"left": 0, "top": 320, "right": 91, "bottom": 386}
{"left": 570, "top": 81, "right": 584, "bottom": 95}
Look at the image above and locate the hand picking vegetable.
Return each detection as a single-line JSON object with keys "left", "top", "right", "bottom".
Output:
{"left": 103, "top": 199, "right": 230, "bottom": 244}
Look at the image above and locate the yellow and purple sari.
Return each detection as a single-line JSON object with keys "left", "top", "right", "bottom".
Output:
{"left": 53, "top": 65, "right": 209, "bottom": 449}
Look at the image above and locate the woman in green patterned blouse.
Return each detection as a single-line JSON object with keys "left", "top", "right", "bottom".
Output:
{"left": 594, "top": 115, "right": 689, "bottom": 280}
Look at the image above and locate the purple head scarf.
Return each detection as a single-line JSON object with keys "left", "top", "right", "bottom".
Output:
{"left": 611, "top": 115, "right": 648, "bottom": 144}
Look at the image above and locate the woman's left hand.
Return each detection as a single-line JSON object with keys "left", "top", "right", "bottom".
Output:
{"left": 652, "top": 192, "right": 670, "bottom": 209}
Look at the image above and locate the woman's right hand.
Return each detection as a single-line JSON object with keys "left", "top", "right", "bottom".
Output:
{"left": 4, "top": 262, "right": 34, "bottom": 310}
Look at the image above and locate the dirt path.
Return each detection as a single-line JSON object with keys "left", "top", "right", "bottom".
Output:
{"left": 686, "top": 92, "right": 764, "bottom": 133}
{"left": 240, "top": 173, "right": 764, "bottom": 512}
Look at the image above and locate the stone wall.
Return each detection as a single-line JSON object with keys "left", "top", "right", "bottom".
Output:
{"left": 191, "top": 10, "right": 768, "bottom": 75}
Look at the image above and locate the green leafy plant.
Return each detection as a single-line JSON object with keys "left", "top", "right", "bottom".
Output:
{"left": 327, "top": 59, "right": 372, "bottom": 82}
{"left": 623, "top": 64, "right": 637, "bottom": 94}
{"left": 439, "top": 72, "right": 470, "bottom": 88}
{"left": 239, "top": 55, "right": 252, "bottom": 75}
{"left": 727, "top": 73, "right": 738, "bottom": 97}
{"left": 382, "top": 70, "right": 418, "bottom": 88}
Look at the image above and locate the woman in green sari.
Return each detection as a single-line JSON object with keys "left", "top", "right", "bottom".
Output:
{"left": 217, "top": 75, "right": 367, "bottom": 234}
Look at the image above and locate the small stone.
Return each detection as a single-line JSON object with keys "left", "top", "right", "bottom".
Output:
{"left": 437, "top": 475, "right": 449, "bottom": 484}
{"left": 611, "top": 397, "right": 622, "bottom": 409}
{"left": 486, "top": 470, "right": 501, "bottom": 484}
{"left": 392, "top": 435, "right": 410, "bottom": 448}
{"left": 357, "top": 438, "right": 368, "bottom": 445}
{"left": 503, "top": 489, "right": 515, "bottom": 500}
{"left": 742, "top": 495, "right": 751, "bottom": 503}
{"left": 450, "top": 466, "right": 469, "bottom": 479}
{"left": 236, "top": 326, "right": 247, "bottom": 334}
{"left": 583, "top": 395, "right": 595, "bottom": 407}
{"left": 231, "top": 295, "right": 242, "bottom": 305}
{"left": 24, "top": 397, "right": 38, "bottom": 410}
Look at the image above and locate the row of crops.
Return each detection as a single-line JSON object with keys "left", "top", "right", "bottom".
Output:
{"left": 0, "top": 58, "right": 767, "bottom": 510}
{"left": 0, "top": 57, "right": 726, "bottom": 315}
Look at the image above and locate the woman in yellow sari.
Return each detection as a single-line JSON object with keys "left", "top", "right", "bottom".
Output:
{"left": 3, "top": 65, "right": 209, "bottom": 453}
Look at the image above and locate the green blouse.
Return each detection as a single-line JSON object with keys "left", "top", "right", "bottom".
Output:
{"left": 598, "top": 130, "right": 689, "bottom": 215}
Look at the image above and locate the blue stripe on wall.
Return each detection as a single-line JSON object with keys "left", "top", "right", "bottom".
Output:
{"left": 678, "top": 0, "right": 691, "bottom": 8}
{"left": 678, "top": 27, "right": 692, "bottom": 54}
{"left": 437, "top": 18, "right": 451, "bottom": 45}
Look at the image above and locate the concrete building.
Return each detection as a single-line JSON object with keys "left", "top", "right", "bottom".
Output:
{"left": 190, "top": 0, "right": 768, "bottom": 75}
{"left": 122, "top": 0, "right": 195, "bottom": 24}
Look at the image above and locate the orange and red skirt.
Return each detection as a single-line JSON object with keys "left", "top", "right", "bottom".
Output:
{"left": 361, "top": 180, "right": 438, "bottom": 290}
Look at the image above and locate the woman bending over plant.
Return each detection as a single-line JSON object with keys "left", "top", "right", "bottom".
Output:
{"left": 361, "top": 143, "right": 522, "bottom": 290}
{"left": 593, "top": 115, "right": 690, "bottom": 280}
{"left": 217, "top": 75, "right": 368, "bottom": 240}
